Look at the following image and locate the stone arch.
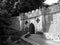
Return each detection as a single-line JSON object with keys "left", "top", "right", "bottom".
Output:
{"left": 29, "top": 23, "right": 35, "bottom": 34}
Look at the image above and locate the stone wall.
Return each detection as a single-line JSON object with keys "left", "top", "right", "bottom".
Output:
{"left": 24, "top": 8, "right": 43, "bottom": 33}
{"left": 45, "top": 3, "right": 60, "bottom": 33}
{"left": 47, "top": 13, "right": 60, "bottom": 34}
{"left": 44, "top": 4, "right": 60, "bottom": 41}
{"left": 29, "top": 16, "right": 43, "bottom": 32}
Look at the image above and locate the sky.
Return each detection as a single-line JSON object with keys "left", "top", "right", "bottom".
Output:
{"left": 44, "top": 0, "right": 59, "bottom": 5}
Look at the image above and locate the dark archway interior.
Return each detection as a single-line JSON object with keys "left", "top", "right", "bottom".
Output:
{"left": 29, "top": 23, "right": 35, "bottom": 34}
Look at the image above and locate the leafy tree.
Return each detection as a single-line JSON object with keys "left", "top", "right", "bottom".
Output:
{"left": 0, "top": 0, "right": 45, "bottom": 17}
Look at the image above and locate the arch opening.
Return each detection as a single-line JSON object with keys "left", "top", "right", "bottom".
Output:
{"left": 29, "top": 23, "right": 35, "bottom": 34}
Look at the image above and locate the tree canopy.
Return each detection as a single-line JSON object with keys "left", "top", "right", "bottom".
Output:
{"left": 0, "top": 0, "right": 45, "bottom": 17}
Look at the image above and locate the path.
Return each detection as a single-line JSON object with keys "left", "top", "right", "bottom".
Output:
{"left": 21, "top": 33, "right": 60, "bottom": 45}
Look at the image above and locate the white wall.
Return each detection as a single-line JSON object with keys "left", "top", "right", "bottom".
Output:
{"left": 44, "top": 13, "right": 60, "bottom": 41}
{"left": 48, "top": 13, "right": 60, "bottom": 34}
{"left": 44, "top": 4, "right": 60, "bottom": 40}
{"left": 25, "top": 9, "right": 42, "bottom": 18}
{"left": 29, "top": 16, "right": 43, "bottom": 32}
{"left": 48, "top": 4, "right": 60, "bottom": 14}
{"left": 25, "top": 8, "right": 43, "bottom": 32}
